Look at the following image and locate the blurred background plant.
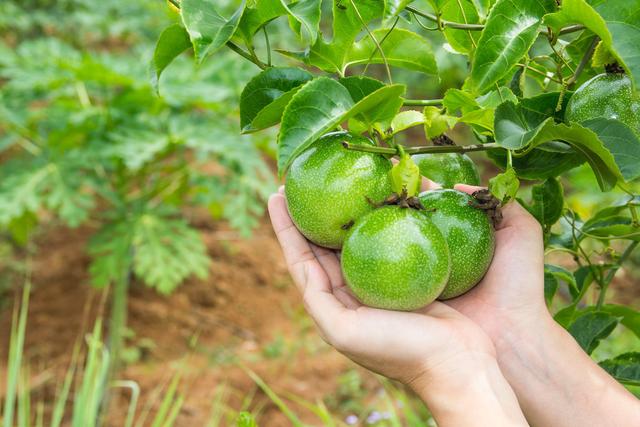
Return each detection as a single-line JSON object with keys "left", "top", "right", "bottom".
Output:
{"left": 1, "top": 0, "right": 639, "bottom": 425}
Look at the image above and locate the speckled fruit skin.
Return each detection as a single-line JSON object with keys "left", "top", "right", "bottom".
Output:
{"left": 341, "top": 206, "right": 451, "bottom": 311}
{"left": 566, "top": 73, "right": 640, "bottom": 134}
{"left": 413, "top": 153, "right": 480, "bottom": 188}
{"left": 419, "top": 189, "right": 495, "bottom": 300}
{"left": 285, "top": 134, "right": 393, "bottom": 249}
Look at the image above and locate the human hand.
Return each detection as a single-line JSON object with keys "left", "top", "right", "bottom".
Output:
{"left": 268, "top": 187, "right": 528, "bottom": 426}
{"left": 443, "top": 184, "right": 549, "bottom": 344}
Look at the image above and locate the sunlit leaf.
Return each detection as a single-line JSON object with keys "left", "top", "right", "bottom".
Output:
{"left": 150, "top": 24, "right": 191, "bottom": 93}
{"left": 181, "top": 0, "right": 246, "bottom": 63}
{"left": 466, "top": 0, "right": 556, "bottom": 94}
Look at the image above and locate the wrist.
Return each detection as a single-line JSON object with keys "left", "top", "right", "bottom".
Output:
{"left": 409, "top": 353, "right": 528, "bottom": 427}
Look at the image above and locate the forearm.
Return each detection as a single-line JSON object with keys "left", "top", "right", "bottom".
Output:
{"left": 411, "top": 353, "right": 528, "bottom": 427}
{"left": 495, "top": 313, "right": 640, "bottom": 427}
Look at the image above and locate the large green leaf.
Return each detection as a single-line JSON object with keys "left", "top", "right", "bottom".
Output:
{"left": 277, "top": 78, "right": 405, "bottom": 174}
{"left": 568, "top": 311, "right": 620, "bottom": 354}
{"left": 346, "top": 28, "right": 438, "bottom": 75}
{"left": 466, "top": 0, "right": 556, "bottom": 94}
{"left": 488, "top": 148, "right": 584, "bottom": 180}
{"left": 383, "top": 0, "right": 414, "bottom": 24}
{"left": 546, "top": 0, "right": 640, "bottom": 86}
{"left": 494, "top": 101, "right": 623, "bottom": 190}
{"left": 339, "top": 76, "right": 404, "bottom": 133}
{"left": 240, "top": 67, "right": 313, "bottom": 132}
{"left": 285, "top": 0, "right": 384, "bottom": 74}
{"left": 527, "top": 178, "right": 564, "bottom": 228}
{"left": 599, "top": 352, "right": 640, "bottom": 386}
{"left": 150, "top": 24, "right": 191, "bottom": 93}
{"left": 237, "top": 0, "right": 288, "bottom": 42}
{"left": 181, "top": 0, "right": 246, "bottom": 63}
{"left": 581, "top": 118, "right": 640, "bottom": 182}
{"left": 442, "top": 0, "right": 481, "bottom": 55}
{"left": 282, "top": 0, "right": 322, "bottom": 45}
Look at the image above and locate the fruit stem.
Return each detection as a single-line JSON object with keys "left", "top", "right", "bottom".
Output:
{"left": 342, "top": 142, "right": 500, "bottom": 155}
{"left": 402, "top": 98, "right": 443, "bottom": 107}
{"left": 566, "top": 36, "right": 599, "bottom": 87}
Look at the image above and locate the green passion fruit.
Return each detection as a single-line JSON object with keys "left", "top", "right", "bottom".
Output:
{"left": 565, "top": 72, "right": 640, "bottom": 134}
{"left": 341, "top": 206, "right": 451, "bottom": 311}
{"left": 419, "top": 189, "right": 495, "bottom": 299}
{"left": 413, "top": 153, "right": 480, "bottom": 188}
{"left": 285, "top": 134, "right": 393, "bottom": 249}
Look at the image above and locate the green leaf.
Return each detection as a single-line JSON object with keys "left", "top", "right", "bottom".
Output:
{"left": 443, "top": 88, "right": 478, "bottom": 115}
{"left": 599, "top": 352, "right": 640, "bottom": 386}
{"left": 346, "top": 28, "right": 438, "bottom": 75}
{"left": 150, "top": 24, "right": 191, "bottom": 93}
{"left": 601, "top": 304, "right": 640, "bottom": 339}
{"left": 543, "top": 271, "right": 558, "bottom": 306}
{"left": 240, "top": 67, "right": 313, "bottom": 132}
{"left": 581, "top": 118, "right": 640, "bottom": 182}
{"left": 546, "top": 0, "right": 640, "bottom": 86}
{"left": 277, "top": 77, "right": 405, "bottom": 174}
{"left": 528, "top": 178, "right": 564, "bottom": 227}
{"left": 282, "top": 0, "right": 322, "bottom": 45}
{"left": 488, "top": 147, "right": 584, "bottom": 180}
{"left": 424, "top": 106, "right": 456, "bottom": 138}
{"left": 339, "top": 76, "right": 385, "bottom": 102}
{"left": 494, "top": 101, "right": 623, "bottom": 190}
{"left": 489, "top": 167, "right": 519, "bottom": 204}
{"left": 289, "top": 1, "right": 384, "bottom": 74}
{"left": 441, "top": 0, "right": 481, "bottom": 55}
{"left": 383, "top": 0, "right": 414, "bottom": 24}
{"left": 466, "top": 0, "right": 556, "bottom": 94}
{"left": 581, "top": 215, "right": 640, "bottom": 241}
{"left": 237, "top": 0, "right": 288, "bottom": 42}
{"left": 545, "top": 264, "right": 579, "bottom": 298}
{"left": 390, "top": 148, "right": 421, "bottom": 197}
{"left": 594, "top": 0, "right": 640, "bottom": 87}
{"left": 391, "top": 110, "right": 425, "bottom": 135}
{"left": 181, "top": 0, "right": 246, "bottom": 63}
{"left": 568, "top": 311, "right": 620, "bottom": 354}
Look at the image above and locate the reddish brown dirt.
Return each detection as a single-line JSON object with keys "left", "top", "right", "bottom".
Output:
{"left": 0, "top": 217, "right": 389, "bottom": 426}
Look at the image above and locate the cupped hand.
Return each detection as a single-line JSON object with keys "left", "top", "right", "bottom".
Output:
{"left": 268, "top": 188, "right": 497, "bottom": 390}
{"left": 444, "top": 184, "right": 548, "bottom": 345}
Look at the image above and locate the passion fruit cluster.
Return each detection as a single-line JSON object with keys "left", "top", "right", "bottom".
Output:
{"left": 284, "top": 133, "right": 495, "bottom": 311}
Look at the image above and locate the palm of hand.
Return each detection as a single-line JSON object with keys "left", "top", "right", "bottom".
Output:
{"left": 268, "top": 190, "right": 495, "bottom": 385}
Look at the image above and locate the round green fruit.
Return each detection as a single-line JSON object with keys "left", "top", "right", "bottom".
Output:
{"left": 419, "top": 189, "right": 495, "bottom": 299}
{"left": 341, "top": 206, "right": 451, "bottom": 311}
{"left": 565, "top": 73, "right": 640, "bottom": 134}
{"left": 285, "top": 134, "right": 393, "bottom": 249}
{"left": 413, "top": 153, "right": 480, "bottom": 188}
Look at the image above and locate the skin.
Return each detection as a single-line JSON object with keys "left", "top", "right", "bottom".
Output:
{"left": 447, "top": 184, "right": 640, "bottom": 427}
{"left": 285, "top": 134, "right": 392, "bottom": 249}
{"left": 269, "top": 185, "right": 528, "bottom": 427}
{"left": 341, "top": 206, "right": 450, "bottom": 311}
{"left": 419, "top": 189, "right": 495, "bottom": 299}
{"left": 413, "top": 153, "right": 480, "bottom": 189}
{"left": 566, "top": 73, "right": 640, "bottom": 133}
{"left": 270, "top": 179, "right": 640, "bottom": 425}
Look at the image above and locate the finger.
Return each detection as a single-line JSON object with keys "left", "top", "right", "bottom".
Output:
{"left": 421, "top": 176, "right": 441, "bottom": 192}
{"left": 453, "top": 184, "right": 540, "bottom": 233}
{"left": 268, "top": 193, "right": 316, "bottom": 290}
{"left": 453, "top": 183, "right": 483, "bottom": 195}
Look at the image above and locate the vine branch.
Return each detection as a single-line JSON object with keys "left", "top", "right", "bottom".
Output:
{"left": 566, "top": 36, "right": 599, "bottom": 87}
{"left": 343, "top": 142, "right": 499, "bottom": 155}
{"left": 402, "top": 98, "right": 443, "bottom": 107}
